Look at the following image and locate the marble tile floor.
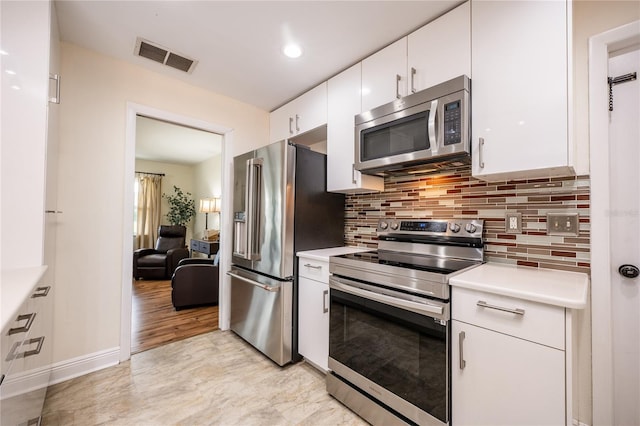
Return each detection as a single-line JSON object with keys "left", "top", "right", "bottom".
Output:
{"left": 41, "top": 330, "right": 369, "bottom": 426}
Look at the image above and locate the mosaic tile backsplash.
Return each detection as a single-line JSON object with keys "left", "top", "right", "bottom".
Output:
{"left": 345, "top": 166, "right": 591, "bottom": 275}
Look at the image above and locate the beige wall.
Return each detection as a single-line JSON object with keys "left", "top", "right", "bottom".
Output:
{"left": 54, "top": 42, "right": 268, "bottom": 363}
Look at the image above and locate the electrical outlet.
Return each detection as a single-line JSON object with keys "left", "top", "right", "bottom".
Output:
{"left": 505, "top": 212, "right": 522, "bottom": 233}
{"left": 546, "top": 212, "right": 579, "bottom": 236}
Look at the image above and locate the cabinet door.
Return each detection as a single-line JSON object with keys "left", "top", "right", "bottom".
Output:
{"left": 452, "top": 320, "right": 565, "bottom": 426}
{"left": 0, "top": 0, "right": 51, "bottom": 268}
{"left": 408, "top": 1, "right": 470, "bottom": 93}
{"left": 294, "top": 82, "right": 327, "bottom": 136}
{"left": 298, "top": 276, "right": 329, "bottom": 371}
{"left": 361, "top": 38, "right": 407, "bottom": 112}
{"left": 269, "top": 102, "right": 295, "bottom": 143}
{"left": 327, "top": 64, "right": 384, "bottom": 193}
{"left": 471, "top": 0, "right": 570, "bottom": 181}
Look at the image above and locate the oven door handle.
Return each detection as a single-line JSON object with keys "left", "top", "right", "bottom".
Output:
{"left": 330, "top": 278, "right": 444, "bottom": 317}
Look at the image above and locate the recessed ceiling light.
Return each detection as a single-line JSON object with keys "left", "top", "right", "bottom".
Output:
{"left": 5, "top": 70, "right": 16, "bottom": 75}
{"left": 0, "top": 49, "right": 8, "bottom": 56}
{"left": 283, "top": 44, "right": 302, "bottom": 59}
{"left": 11, "top": 85, "right": 20, "bottom": 90}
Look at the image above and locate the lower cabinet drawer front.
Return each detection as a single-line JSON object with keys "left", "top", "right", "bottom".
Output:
{"left": 298, "top": 258, "right": 329, "bottom": 282}
{"left": 452, "top": 287, "right": 565, "bottom": 349}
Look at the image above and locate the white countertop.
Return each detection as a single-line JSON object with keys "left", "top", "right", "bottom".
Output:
{"left": 450, "top": 263, "right": 589, "bottom": 309}
{"left": 297, "top": 246, "right": 372, "bottom": 262}
{"left": 1, "top": 266, "right": 48, "bottom": 330}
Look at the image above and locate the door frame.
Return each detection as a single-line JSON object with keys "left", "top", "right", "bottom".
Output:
{"left": 121, "top": 103, "right": 234, "bottom": 362}
{"left": 589, "top": 20, "right": 640, "bottom": 425}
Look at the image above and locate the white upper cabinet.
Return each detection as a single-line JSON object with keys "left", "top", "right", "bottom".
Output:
{"left": 269, "top": 82, "right": 327, "bottom": 143}
{"left": 1, "top": 0, "right": 52, "bottom": 269}
{"left": 471, "top": 0, "right": 574, "bottom": 181}
{"left": 327, "top": 63, "right": 384, "bottom": 193}
{"left": 361, "top": 2, "right": 471, "bottom": 113}
{"left": 361, "top": 39, "right": 408, "bottom": 112}
{"left": 408, "top": 1, "right": 470, "bottom": 93}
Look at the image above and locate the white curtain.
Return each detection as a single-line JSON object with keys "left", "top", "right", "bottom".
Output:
{"left": 135, "top": 173, "right": 162, "bottom": 249}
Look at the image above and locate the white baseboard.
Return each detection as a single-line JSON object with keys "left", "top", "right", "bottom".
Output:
{"left": 2, "top": 347, "right": 120, "bottom": 399}
{"left": 49, "top": 346, "right": 120, "bottom": 386}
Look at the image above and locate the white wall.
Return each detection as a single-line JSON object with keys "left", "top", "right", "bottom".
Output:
{"left": 53, "top": 42, "right": 268, "bottom": 365}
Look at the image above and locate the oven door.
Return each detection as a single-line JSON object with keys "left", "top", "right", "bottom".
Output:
{"left": 328, "top": 275, "right": 449, "bottom": 426}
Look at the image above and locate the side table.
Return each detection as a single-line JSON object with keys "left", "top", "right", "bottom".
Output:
{"left": 189, "top": 239, "right": 219, "bottom": 258}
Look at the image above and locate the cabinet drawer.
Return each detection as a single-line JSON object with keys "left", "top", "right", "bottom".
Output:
{"left": 452, "top": 286, "right": 565, "bottom": 350}
{"left": 298, "top": 258, "right": 329, "bottom": 282}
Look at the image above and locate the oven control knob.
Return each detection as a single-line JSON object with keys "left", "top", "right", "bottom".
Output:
{"left": 379, "top": 221, "right": 389, "bottom": 230}
{"left": 465, "top": 223, "right": 478, "bottom": 234}
{"left": 449, "top": 223, "right": 461, "bottom": 233}
{"left": 390, "top": 222, "right": 399, "bottom": 230}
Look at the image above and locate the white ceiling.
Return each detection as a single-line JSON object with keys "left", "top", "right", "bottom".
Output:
{"left": 136, "top": 116, "right": 222, "bottom": 165}
{"left": 54, "top": 0, "right": 463, "bottom": 112}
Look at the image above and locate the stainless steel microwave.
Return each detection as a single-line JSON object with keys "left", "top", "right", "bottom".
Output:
{"left": 355, "top": 75, "right": 470, "bottom": 175}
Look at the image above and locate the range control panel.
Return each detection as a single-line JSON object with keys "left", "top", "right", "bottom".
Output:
{"left": 377, "top": 219, "right": 484, "bottom": 238}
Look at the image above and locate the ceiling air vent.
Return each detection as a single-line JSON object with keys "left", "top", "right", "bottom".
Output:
{"left": 134, "top": 37, "right": 197, "bottom": 73}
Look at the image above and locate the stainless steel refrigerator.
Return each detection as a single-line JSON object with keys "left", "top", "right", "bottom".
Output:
{"left": 229, "top": 140, "right": 345, "bottom": 366}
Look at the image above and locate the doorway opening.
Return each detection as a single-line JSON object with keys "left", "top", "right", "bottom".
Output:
{"left": 131, "top": 115, "right": 222, "bottom": 354}
{"left": 121, "top": 103, "right": 233, "bottom": 362}
{"left": 589, "top": 20, "right": 640, "bottom": 425}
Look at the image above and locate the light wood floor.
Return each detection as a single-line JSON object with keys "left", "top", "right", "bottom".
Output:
{"left": 131, "top": 279, "right": 218, "bottom": 354}
{"left": 42, "top": 331, "right": 367, "bottom": 425}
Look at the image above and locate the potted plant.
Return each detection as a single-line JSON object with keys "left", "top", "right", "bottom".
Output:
{"left": 163, "top": 185, "right": 196, "bottom": 227}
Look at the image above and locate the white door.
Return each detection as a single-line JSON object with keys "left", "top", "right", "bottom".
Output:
{"left": 609, "top": 47, "right": 640, "bottom": 426}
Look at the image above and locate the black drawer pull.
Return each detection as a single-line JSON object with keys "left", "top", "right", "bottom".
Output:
{"left": 5, "top": 337, "right": 45, "bottom": 362}
{"left": 31, "top": 286, "right": 51, "bottom": 298}
{"left": 8, "top": 313, "right": 36, "bottom": 335}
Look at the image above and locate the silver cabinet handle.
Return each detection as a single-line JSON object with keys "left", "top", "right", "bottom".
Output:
{"left": 227, "top": 272, "right": 280, "bottom": 292}
{"left": 459, "top": 331, "right": 466, "bottom": 370}
{"left": 303, "top": 263, "right": 322, "bottom": 270}
{"left": 295, "top": 114, "right": 300, "bottom": 132}
{"left": 45, "top": 210, "right": 63, "bottom": 214}
{"left": 479, "top": 137, "right": 485, "bottom": 169}
{"left": 8, "top": 313, "right": 36, "bottom": 335}
{"left": 323, "top": 289, "right": 329, "bottom": 313}
{"left": 410, "top": 67, "right": 417, "bottom": 94}
{"left": 7, "top": 314, "right": 35, "bottom": 336}
{"left": 32, "top": 286, "right": 51, "bottom": 298}
{"left": 477, "top": 300, "right": 525, "bottom": 316}
{"left": 49, "top": 74, "right": 60, "bottom": 104}
{"left": 351, "top": 164, "right": 357, "bottom": 184}
{"left": 395, "top": 74, "right": 402, "bottom": 99}
{"left": 5, "top": 337, "right": 45, "bottom": 361}
{"left": 289, "top": 117, "right": 294, "bottom": 134}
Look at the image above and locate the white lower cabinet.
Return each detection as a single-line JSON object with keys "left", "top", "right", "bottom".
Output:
{"left": 297, "top": 257, "right": 330, "bottom": 372}
{"left": 451, "top": 286, "right": 567, "bottom": 425}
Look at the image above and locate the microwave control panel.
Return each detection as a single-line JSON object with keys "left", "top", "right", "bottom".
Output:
{"left": 443, "top": 100, "right": 462, "bottom": 146}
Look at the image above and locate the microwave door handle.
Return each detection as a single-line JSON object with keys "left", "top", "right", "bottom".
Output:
{"left": 428, "top": 99, "right": 438, "bottom": 153}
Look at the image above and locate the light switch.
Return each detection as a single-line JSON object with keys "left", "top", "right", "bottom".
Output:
{"left": 546, "top": 212, "right": 579, "bottom": 236}
{"left": 505, "top": 212, "right": 522, "bottom": 233}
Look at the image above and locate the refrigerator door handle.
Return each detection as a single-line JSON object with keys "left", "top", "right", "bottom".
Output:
{"left": 227, "top": 272, "right": 281, "bottom": 292}
{"left": 245, "top": 157, "right": 263, "bottom": 261}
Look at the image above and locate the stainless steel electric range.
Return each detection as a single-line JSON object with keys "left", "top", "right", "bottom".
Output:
{"left": 327, "top": 218, "right": 485, "bottom": 426}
